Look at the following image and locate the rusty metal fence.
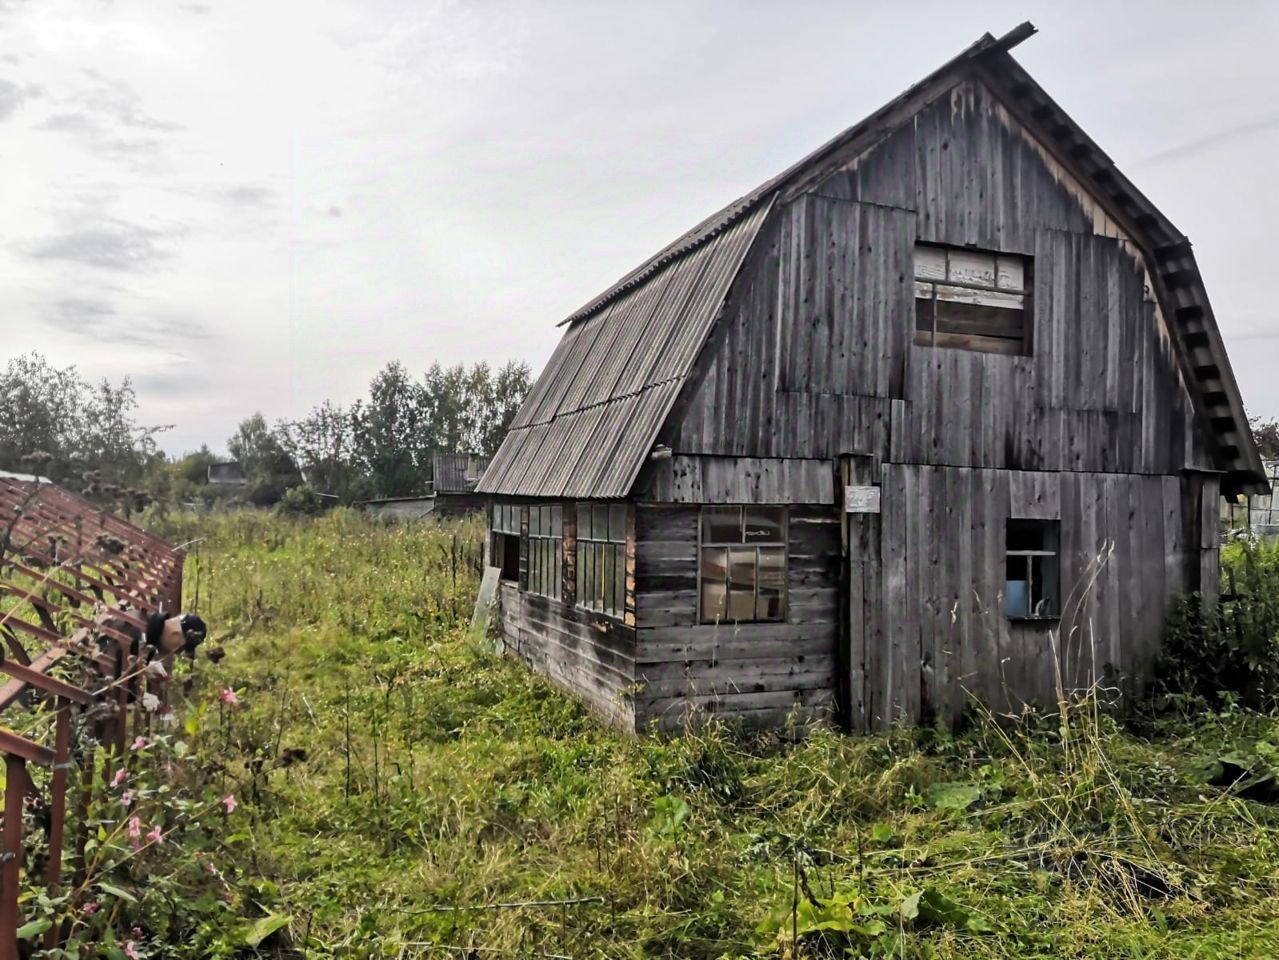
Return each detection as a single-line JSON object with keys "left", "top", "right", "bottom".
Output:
{"left": 0, "top": 473, "right": 185, "bottom": 958}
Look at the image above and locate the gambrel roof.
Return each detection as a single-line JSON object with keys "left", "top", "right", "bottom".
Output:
{"left": 479, "top": 23, "right": 1267, "bottom": 499}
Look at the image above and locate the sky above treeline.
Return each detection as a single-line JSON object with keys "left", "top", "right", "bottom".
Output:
{"left": 2, "top": 0, "right": 1277, "bottom": 454}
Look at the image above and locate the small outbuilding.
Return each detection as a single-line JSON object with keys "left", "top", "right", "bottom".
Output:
{"left": 477, "top": 25, "right": 1269, "bottom": 732}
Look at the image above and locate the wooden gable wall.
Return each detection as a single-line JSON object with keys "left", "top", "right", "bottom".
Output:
{"left": 660, "top": 76, "right": 1211, "bottom": 476}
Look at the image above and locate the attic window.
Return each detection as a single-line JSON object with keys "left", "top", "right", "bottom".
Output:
{"left": 914, "top": 244, "right": 1031, "bottom": 355}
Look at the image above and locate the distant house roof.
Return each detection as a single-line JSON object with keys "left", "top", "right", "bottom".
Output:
{"left": 432, "top": 453, "right": 489, "bottom": 493}
{"left": 207, "top": 462, "right": 248, "bottom": 484}
{"left": 479, "top": 23, "right": 1267, "bottom": 499}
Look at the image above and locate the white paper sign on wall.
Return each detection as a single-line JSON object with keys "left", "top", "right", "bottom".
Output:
{"left": 844, "top": 485, "right": 881, "bottom": 514}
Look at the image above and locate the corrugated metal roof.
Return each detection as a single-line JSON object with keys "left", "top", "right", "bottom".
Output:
{"left": 480, "top": 200, "right": 772, "bottom": 498}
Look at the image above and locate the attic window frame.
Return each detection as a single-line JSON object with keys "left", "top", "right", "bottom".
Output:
{"left": 914, "top": 243, "right": 1033, "bottom": 356}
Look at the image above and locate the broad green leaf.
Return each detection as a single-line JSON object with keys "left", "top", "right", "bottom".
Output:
{"left": 238, "top": 912, "right": 291, "bottom": 948}
{"left": 925, "top": 781, "right": 983, "bottom": 811}
{"left": 899, "top": 890, "right": 922, "bottom": 921}
{"left": 97, "top": 882, "right": 137, "bottom": 904}
{"left": 16, "top": 918, "right": 51, "bottom": 939}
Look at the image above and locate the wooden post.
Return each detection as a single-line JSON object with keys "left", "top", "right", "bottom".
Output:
{"left": 43, "top": 702, "right": 71, "bottom": 952}
{"left": 1, "top": 754, "right": 27, "bottom": 960}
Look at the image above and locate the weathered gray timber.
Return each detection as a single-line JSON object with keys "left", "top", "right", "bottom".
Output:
{"left": 478, "top": 24, "right": 1265, "bottom": 734}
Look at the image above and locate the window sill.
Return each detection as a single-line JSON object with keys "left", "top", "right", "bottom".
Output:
{"left": 699, "top": 618, "right": 788, "bottom": 626}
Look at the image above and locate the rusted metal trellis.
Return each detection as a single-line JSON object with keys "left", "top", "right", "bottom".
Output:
{"left": 0, "top": 472, "right": 185, "bottom": 957}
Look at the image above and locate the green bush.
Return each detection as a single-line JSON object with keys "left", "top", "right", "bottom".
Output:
{"left": 276, "top": 484, "right": 325, "bottom": 516}
{"left": 1156, "top": 539, "right": 1279, "bottom": 710}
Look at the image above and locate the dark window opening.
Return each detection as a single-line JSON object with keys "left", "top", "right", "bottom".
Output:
{"left": 576, "top": 502, "right": 627, "bottom": 619}
{"left": 914, "top": 244, "right": 1031, "bottom": 355}
{"left": 491, "top": 503, "right": 522, "bottom": 582}
{"left": 1005, "top": 519, "right": 1059, "bottom": 619}
{"left": 699, "top": 506, "right": 787, "bottom": 623}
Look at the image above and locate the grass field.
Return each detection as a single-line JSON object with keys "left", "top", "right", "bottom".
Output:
{"left": 146, "top": 510, "right": 1279, "bottom": 958}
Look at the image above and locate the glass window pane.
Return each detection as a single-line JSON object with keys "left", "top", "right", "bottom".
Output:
{"left": 609, "top": 504, "right": 627, "bottom": 543}
{"left": 602, "top": 543, "right": 614, "bottom": 614}
{"left": 578, "top": 503, "right": 592, "bottom": 541}
{"left": 551, "top": 504, "right": 562, "bottom": 535}
{"left": 743, "top": 508, "right": 784, "bottom": 544}
{"left": 1031, "top": 554, "right": 1058, "bottom": 617}
{"left": 700, "top": 546, "right": 727, "bottom": 622}
{"left": 554, "top": 536, "right": 562, "bottom": 599}
{"left": 593, "top": 504, "right": 610, "bottom": 542}
{"left": 613, "top": 544, "right": 626, "bottom": 617}
{"left": 582, "top": 540, "right": 594, "bottom": 608}
{"left": 595, "top": 542, "right": 606, "bottom": 611}
{"left": 727, "top": 547, "right": 756, "bottom": 621}
{"left": 576, "top": 537, "right": 585, "bottom": 602}
{"left": 756, "top": 547, "right": 785, "bottom": 620}
{"left": 701, "top": 507, "right": 741, "bottom": 544}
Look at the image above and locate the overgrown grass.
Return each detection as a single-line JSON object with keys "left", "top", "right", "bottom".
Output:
{"left": 151, "top": 510, "right": 1279, "bottom": 958}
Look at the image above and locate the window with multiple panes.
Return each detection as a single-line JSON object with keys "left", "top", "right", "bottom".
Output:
{"left": 491, "top": 503, "right": 521, "bottom": 582}
{"left": 1005, "top": 519, "right": 1059, "bottom": 619}
{"left": 914, "top": 244, "right": 1031, "bottom": 355}
{"left": 526, "top": 504, "right": 563, "bottom": 600}
{"left": 699, "top": 506, "right": 786, "bottom": 623}
{"left": 576, "top": 503, "right": 627, "bottom": 619}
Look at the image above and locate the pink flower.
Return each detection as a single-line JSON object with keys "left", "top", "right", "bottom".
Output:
{"left": 206, "top": 862, "right": 219, "bottom": 876}
{"left": 131, "top": 927, "right": 142, "bottom": 938}
{"left": 127, "top": 816, "right": 142, "bottom": 839}
{"left": 81, "top": 901, "right": 99, "bottom": 915}
{"left": 111, "top": 768, "right": 127, "bottom": 788}
{"left": 131, "top": 736, "right": 149, "bottom": 752}
{"left": 221, "top": 794, "right": 237, "bottom": 814}
{"left": 124, "top": 940, "right": 140, "bottom": 960}
{"left": 219, "top": 687, "right": 239, "bottom": 705}
{"left": 121, "top": 790, "right": 133, "bottom": 808}
{"left": 146, "top": 825, "right": 163, "bottom": 845}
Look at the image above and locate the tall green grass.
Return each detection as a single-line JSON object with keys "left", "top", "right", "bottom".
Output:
{"left": 159, "top": 510, "right": 1279, "bottom": 958}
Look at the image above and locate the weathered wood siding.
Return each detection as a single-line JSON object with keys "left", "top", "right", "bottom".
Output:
{"left": 496, "top": 580, "right": 636, "bottom": 728}
{"left": 863, "top": 464, "right": 1217, "bottom": 730}
{"left": 666, "top": 77, "right": 1211, "bottom": 477}
{"left": 632, "top": 504, "right": 840, "bottom": 730}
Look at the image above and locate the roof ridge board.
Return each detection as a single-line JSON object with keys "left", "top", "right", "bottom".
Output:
{"left": 557, "top": 24, "right": 1036, "bottom": 329}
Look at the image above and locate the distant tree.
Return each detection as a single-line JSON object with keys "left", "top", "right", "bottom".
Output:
{"left": 1252, "top": 417, "right": 1279, "bottom": 461}
{"left": 228, "top": 412, "right": 301, "bottom": 504}
{"left": 276, "top": 401, "right": 370, "bottom": 503}
{"left": 475, "top": 360, "right": 532, "bottom": 456}
{"left": 0, "top": 353, "right": 167, "bottom": 503}
{"left": 352, "top": 363, "right": 431, "bottom": 498}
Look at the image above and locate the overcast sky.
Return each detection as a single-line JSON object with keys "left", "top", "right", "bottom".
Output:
{"left": 2, "top": 1, "right": 1277, "bottom": 454}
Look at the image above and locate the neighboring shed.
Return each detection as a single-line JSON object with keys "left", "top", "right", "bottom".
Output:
{"left": 1224, "top": 461, "right": 1279, "bottom": 538}
{"left": 359, "top": 453, "right": 490, "bottom": 520}
{"left": 207, "top": 462, "right": 248, "bottom": 485}
{"left": 478, "top": 24, "right": 1268, "bottom": 733}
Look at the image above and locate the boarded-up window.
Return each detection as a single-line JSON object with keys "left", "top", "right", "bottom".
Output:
{"left": 490, "top": 503, "right": 522, "bottom": 581}
{"left": 914, "top": 244, "right": 1030, "bottom": 355}
{"left": 1005, "top": 519, "right": 1059, "bottom": 619}
{"left": 576, "top": 503, "right": 627, "bottom": 619}
{"left": 699, "top": 506, "right": 786, "bottom": 623}
{"left": 526, "top": 505, "right": 563, "bottom": 600}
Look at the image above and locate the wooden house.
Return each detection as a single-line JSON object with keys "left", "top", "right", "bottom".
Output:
{"left": 476, "top": 24, "right": 1269, "bottom": 732}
